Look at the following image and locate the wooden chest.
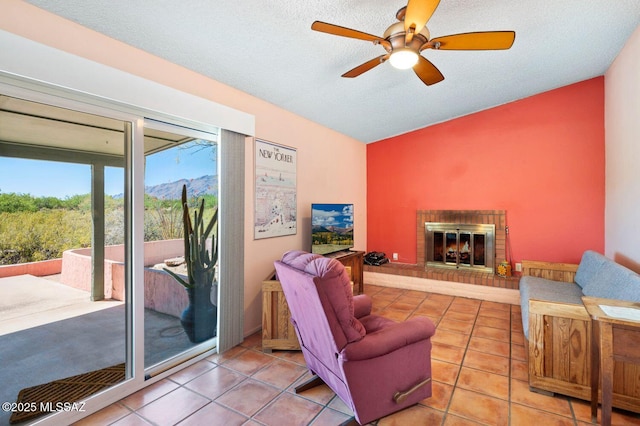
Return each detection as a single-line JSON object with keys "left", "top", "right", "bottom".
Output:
{"left": 261, "top": 266, "right": 353, "bottom": 352}
{"left": 261, "top": 271, "right": 300, "bottom": 352}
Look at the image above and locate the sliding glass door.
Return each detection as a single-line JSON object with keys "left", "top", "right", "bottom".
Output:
{"left": 0, "top": 90, "right": 222, "bottom": 423}
{"left": 142, "top": 121, "right": 219, "bottom": 372}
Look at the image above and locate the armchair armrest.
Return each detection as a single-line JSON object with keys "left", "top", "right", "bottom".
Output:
{"left": 522, "top": 260, "right": 578, "bottom": 283}
{"left": 341, "top": 316, "right": 435, "bottom": 361}
{"left": 353, "top": 294, "right": 372, "bottom": 319}
{"left": 529, "top": 298, "right": 589, "bottom": 320}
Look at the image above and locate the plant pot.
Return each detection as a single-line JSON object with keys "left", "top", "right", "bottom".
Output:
{"left": 181, "top": 284, "right": 217, "bottom": 343}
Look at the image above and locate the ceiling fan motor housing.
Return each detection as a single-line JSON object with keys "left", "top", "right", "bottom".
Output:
{"left": 383, "top": 21, "right": 429, "bottom": 53}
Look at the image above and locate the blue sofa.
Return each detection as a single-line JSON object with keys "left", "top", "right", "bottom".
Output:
{"left": 519, "top": 250, "right": 640, "bottom": 412}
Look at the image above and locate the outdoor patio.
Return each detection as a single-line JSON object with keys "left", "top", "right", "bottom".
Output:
{"left": 0, "top": 274, "right": 197, "bottom": 426}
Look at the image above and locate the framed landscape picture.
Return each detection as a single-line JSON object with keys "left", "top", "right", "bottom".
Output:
{"left": 254, "top": 139, "right": 297, "bottom": 239}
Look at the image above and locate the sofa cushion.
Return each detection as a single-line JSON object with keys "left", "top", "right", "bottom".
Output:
{"left": 574, "top": 250, "right": 609, "bottom": 289}
{"left": 581, "top": 257, "right": 640, "bottom": 302}
{"left": 519, "top": 276, "right": 584, "bottom": 339}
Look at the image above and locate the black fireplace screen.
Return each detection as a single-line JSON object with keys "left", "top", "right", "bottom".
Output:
{"left": 426, "top": 223, "right": 495, "bottom": 273}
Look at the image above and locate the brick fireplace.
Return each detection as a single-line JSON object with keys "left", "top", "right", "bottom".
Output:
{"left": 417, "top": 210, "right": 506, "bottom": 270}
{"left": 363, "top": 210, "right": 518, "bottom": 290}
{"left": 410, "top": 210, "right": 517, "bottom": 289}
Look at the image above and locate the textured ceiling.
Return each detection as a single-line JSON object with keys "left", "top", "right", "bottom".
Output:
{"left": 25, "top": 0, "right": 640, "bottom": 143}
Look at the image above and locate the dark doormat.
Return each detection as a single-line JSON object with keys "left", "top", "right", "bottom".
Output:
{"left": 10, "top": 363, "right": 125, "bottom": 424}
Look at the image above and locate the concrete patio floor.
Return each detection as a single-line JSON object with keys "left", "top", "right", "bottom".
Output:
{"left": 0, "top": 274, "right": 122, "bottom": 335}
{"left": 0, "top": 274, "right": 199, "bottom": 426}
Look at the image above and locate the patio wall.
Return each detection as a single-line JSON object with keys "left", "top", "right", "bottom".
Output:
{"left": 61, "top": 240, "right": 188, "bottom": 317}
{"left": 0, "top": 258, "right": 62, "bottom": 278}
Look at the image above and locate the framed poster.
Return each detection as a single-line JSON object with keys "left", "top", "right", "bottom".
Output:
{"left": 254, "top": 139, "right": 297, "bottom": 239}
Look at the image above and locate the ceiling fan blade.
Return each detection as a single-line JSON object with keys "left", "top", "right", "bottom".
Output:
{"left": 405, "top": 0, "right": 441, "bottom": 35}
{"left": 312, "top": 21, "right": 391, "bottom": 50}
{"left": 342, "top": 55, "right": 389, "bottom": 78}
{"left": 427, "top": 31, "right": 516, "bottom": 50}
{"left": 413, "top": 55, "right": 444, "bottom": 86}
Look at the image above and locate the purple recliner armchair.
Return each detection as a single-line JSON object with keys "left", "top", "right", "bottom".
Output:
{"left": 274, "top": 250, "right": 436, "bottom": 425}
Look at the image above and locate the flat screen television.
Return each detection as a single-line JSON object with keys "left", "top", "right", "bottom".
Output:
{"left": 311, "top": 203, "right": 354, "bottom": 255}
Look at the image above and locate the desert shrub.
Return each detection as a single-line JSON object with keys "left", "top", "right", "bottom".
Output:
{"left": 0, "top": 193, "right": 37, "bottom": 213}
{"left": 0, "top": 192, "right": 216, "bottom": 264}
{"left": 105, "top": 207, "right": 125, "bottom": 246}
{"left": 143, "top": 195, "right": 217, "bottom": 242}
{"left": 0, "top": 192, "right": 91, "bottom": 213}
{"left": 0, "top": 210, "right": 91, "bottom": 264}
{"left": 145, "top": 205, "right": 183, "bottom": 241}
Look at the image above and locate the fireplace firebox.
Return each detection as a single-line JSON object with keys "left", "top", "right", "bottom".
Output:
{"left": 425, "top": 222, "right": 495, "bottom": 274}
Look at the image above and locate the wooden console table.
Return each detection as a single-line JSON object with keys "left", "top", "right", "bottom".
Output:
{"left": 583, "top": 296, "right": 640, "bottom": 426}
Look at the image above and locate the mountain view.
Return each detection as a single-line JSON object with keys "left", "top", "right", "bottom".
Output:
{"left": 0, "top": 175, "right": 219, "bottom": 265}
{"left": 112, "top": 175, "right": 218, "bottom": 199}
{"left": 312, "top": 225, "right": 354, "bottom": 235}
{"left": 145, "top": 175, "right": 218, "bottom": 199}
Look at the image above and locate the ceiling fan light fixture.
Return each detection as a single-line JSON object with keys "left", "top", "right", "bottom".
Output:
{"left": 389, "top": 48, "right": 419, "bottom": 69}
{"left": 311, "top": 1, "right": 516, "bottom": 86}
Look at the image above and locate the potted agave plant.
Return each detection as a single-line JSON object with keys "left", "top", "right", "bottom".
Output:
{"left": 164, "top": 184, "right": 218, "bottom": 343}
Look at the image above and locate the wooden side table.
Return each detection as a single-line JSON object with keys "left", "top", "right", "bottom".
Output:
{"left": 582, "top": 296, "right": 640, "bottom": 426}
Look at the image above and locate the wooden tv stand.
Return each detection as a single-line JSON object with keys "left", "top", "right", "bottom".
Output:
{"left": 325, "top": 250, "right": 365, "bottom": 295}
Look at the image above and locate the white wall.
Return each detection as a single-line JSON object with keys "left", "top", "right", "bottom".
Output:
{"left": 605, "top": 25, "right": 640, "bottom": 272}
{"left": 0, "top": 0, "right": 367, "bottom": 336}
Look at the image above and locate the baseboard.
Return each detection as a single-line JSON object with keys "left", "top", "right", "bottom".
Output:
{"left": 245, "top": 324, "right": 262, "bottom": 338}
{"left": 364, "top": 271, "right": 520, "bottom": 305}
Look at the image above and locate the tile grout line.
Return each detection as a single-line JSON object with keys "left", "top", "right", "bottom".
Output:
{"left": 436, "top": 295, "right": 458, "bottom": 426}
{"left": 439, "top": 296, "right": 482, "bottom": 425}
{"left": 508, "top": 303, "right": 513, "bottom": 426}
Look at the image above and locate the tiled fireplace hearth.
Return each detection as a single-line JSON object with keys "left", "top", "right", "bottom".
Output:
{"left": 363, "top": 210, "right": 519, "bottom": 290}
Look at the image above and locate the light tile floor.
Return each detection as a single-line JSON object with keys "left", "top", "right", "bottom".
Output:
{"left": 76, "top": 285, "right": 640, "bottom": 425}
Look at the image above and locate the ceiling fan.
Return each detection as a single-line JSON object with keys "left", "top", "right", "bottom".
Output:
{"left": 311, "top": 0, "right": 515, "bottom": 86}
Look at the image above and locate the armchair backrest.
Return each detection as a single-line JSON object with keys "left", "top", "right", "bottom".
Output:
{"left": 274, "top": 251, "right": 366, "bottom": 356}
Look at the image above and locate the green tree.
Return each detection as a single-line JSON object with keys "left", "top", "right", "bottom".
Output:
{"left": 0, "top": 193, "right": 37, "bottom": 213}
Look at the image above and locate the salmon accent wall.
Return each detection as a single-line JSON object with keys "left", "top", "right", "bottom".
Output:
{"left": 367, "top": 77, "right": 605, "bottom": 265}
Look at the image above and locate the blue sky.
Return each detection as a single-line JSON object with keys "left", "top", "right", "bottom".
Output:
{"left": 0, "top": 142, "right": 216, "bottom": 198}
{"left": 312, "top": 203, "right": 354, "bottom": 228}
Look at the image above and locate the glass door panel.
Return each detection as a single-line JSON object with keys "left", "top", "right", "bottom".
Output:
{"left": 142, "top": 123, "right": 218, "bottom": 370}
{"left": 473, "top": 234, "right": 486, "bottom": 266}
{"left": 433, "top": 232, "right": 444, "bottom": 262}
{"left": 445, "top": 232, "right": 458, "bottom": 264}
{"left": 0, "top": 95, "right": 128, "bottom": 424}
{"left": 459, "top": 233, "right": 471, "bottom": 265}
